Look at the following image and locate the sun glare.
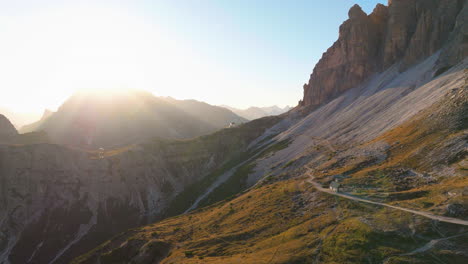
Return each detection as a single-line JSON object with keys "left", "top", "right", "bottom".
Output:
{"left": 0, "top": 4, "right": 191, "bottom": 112}
{"left": 0, "top": 1, "right": 298, "bottom": 115}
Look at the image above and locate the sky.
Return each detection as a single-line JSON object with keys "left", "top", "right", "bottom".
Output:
{"left": 0, "top": 0, "right": 386, "bottom": 114}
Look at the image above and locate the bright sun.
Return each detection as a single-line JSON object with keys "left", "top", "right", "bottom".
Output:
{"left": 0, "top": 4, "right": 197, "bottom": 113}
{"left": 0, "top": 1, "right": 296, "bottom": 114}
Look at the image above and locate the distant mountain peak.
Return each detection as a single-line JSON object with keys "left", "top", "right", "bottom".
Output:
{"left": 20, "top": 91, "right": 246, "bottom": 147}
{"left": 221, "top": 105, "right": 292, "bottom": 120}
{"left": 348, "top": 4, "right": 366, "bottom": 19}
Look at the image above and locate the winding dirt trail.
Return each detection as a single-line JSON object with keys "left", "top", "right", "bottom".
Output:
{"left": 305, "top": 173, "right": 468, "bottom": 226}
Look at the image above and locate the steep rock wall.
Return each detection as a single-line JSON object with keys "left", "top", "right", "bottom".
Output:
{"left": 302, "top": 0, "right": 467, "bottom": 108}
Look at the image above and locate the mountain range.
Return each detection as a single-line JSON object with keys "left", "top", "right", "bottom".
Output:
{"left": 0, "top": 0, "right": 467, "bottom": 263}
{"left": 220, "top": 105, "right": 292, "bottom": 120}
{"left": 18, "top": 90, "right": 246, "bottom": 148}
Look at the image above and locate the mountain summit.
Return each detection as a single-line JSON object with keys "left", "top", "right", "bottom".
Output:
{"left": 301, "top": 0, "right": 467, "bottom": 109}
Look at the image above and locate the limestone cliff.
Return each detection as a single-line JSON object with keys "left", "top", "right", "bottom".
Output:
{"left": 301, "top": 0, "right": 467, "bottom": 108}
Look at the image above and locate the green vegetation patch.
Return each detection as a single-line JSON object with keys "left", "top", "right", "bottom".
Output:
{"left": 197, "top": 139, "right": 292, "bottom": 208}
{"left": 164, "top": 137, "right": 291, "bottom": 216}
{"left": 163, "top": 149, "right": 256, "bottom": 217}
{"left": 198, "top": 162, "right": 257, "bottom": 207}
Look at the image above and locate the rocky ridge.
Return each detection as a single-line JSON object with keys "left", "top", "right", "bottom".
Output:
{"left": 302, "top": 0, "right": 467, "bottom": 108}
{"left": 20, "top": 90, "right": 246, "bottom": 148}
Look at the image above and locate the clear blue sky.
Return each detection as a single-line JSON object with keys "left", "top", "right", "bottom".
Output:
{"left": 0, "top": 0, "right": 386, "bottom": 113}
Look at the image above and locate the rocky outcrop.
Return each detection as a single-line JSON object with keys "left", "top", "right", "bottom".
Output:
{"left": 302, "top": 0, "right": 467, "bottom": 108}
{"left": 393, "top": 0, "right": 466, "bottom": 69}
{"left": 437, "top": 0, "right": 468, "bottom": 69}
{"left": 0, "top": 115, "right": 18, "bottom": 141}
{"left": 302, "top": 4, "right": 388, "bottom": 107}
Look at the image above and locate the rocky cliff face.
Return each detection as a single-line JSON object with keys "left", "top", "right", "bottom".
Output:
{"left": 0, "top": 144, "right": 225, "bottom": 264}
{"left": 302, "top": 0, "right": 467, "bottom": 108}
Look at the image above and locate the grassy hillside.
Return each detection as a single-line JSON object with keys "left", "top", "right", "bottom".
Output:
{"left": 72, "top": 179, "right": 467, "bottom": 264}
